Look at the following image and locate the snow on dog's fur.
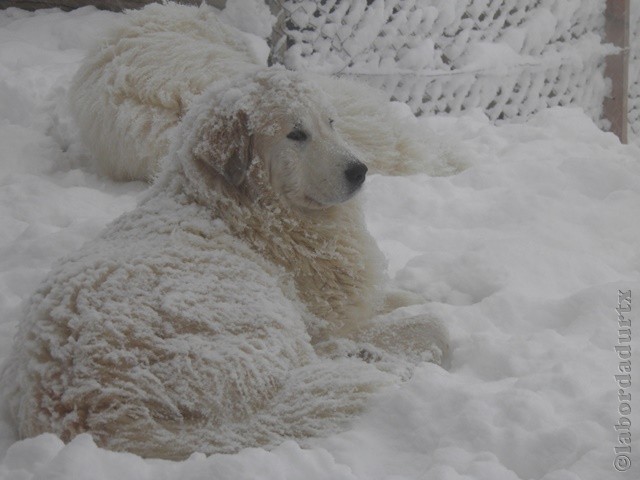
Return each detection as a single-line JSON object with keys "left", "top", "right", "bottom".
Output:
{"left": 1, "top": 68, "right": 449, "bottom": 460}
{"left": 69, "top": 2, "right": 263, "bottom": 181}
{"left": 69, "top": 1, "right": 460, "bottom": 182}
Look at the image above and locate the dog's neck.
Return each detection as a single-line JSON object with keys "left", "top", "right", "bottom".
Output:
{"left": 174, "top": 155, "right": 387, "bottom": 335}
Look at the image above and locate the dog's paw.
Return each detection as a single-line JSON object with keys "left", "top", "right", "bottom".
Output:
{"left": 359, "top": 313, "right": 450, "bottom": 368}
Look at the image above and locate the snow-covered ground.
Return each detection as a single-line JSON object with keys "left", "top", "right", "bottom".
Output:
{"left": 1, "top": 6, "right": 639, "bottom": 480}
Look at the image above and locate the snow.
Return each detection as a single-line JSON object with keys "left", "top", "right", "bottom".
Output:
{"left": 0, "top": 5, "right": 639, "bottom": 480}
{"left": 218, "top": 0, "right": 274, "bottom": 66}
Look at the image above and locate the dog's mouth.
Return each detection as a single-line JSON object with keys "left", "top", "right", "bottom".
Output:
{"left": 302, "top": 186, "right": 361, "bottom": 210}
{"left": 302, "top": 195, "right": 329, "bottom": 210}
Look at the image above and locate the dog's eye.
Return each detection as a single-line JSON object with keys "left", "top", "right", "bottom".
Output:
{"left": 287, "top": 129, "right": 308, "bottom": 142}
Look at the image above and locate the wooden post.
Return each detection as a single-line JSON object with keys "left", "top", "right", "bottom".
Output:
{"left": 603, "top": 0, "right": 630, "bottom": 144}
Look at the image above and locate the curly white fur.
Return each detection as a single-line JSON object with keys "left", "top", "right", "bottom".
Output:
{"left": 1, "top": 3, "right": 452, "bottom": 460}
{"left": 2, "top": 67, "right": 449, "bottom": 460}
{"left": 69, "top": 2, "right": 460, "bottom": 182}
{"left": 69, "top": 2, "right": 262, "bottom": 181}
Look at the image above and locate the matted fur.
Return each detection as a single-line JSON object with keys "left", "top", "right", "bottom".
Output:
{"left": 69, "top": 1, "right": 263, "bottom": 181}
{"left": 1, "top": 68, "right": 449, "bottom": 459}
{"left": 70, "top": 1, "right": 460, "bottom": 182}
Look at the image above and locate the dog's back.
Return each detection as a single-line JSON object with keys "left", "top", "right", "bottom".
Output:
{"left": 70, "top": 2, "right": 262, "bottom": 181}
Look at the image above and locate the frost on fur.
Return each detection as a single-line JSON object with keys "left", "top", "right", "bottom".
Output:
{"left": 1, "top": 68, "right": 449, "bottom": 459}
{"left": 69, "top": 2, "right": 263, "bottom": 181}
{"left": 69, "top": 1, "right": 462, "bottom": 182}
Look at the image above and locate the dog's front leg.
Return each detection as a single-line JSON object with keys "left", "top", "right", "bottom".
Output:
{"left": 356, "top": 312, "right": 450, "bottom": 368}
{"left": 380, "top": 287, "right": 425, "bottom": 313}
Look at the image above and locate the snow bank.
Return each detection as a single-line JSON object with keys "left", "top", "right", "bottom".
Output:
{"left": 1, "top": 5, "right": 639, "bottom": 480}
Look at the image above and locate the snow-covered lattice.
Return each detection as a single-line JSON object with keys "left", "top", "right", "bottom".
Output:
{"left": 269, "top": 0, "right": 613, "bottom": 125}
{"left": 630, "top": 0, "right": 640, "bottom": 144}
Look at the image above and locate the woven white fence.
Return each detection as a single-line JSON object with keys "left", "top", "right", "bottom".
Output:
{"left": 269, "top": 0, "right": 638, "bottom": 143}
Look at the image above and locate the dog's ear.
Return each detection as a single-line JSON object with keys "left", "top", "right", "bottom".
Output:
{"left": 224, "top": 111, "right": 254, "bottom": 186}
{"left": 194, "top": 110, "right": 254, "bottom": 186}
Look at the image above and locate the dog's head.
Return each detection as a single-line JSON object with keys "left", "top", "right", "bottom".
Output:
{"left": 184, "top": 68, "right": 367, "bottom": 210}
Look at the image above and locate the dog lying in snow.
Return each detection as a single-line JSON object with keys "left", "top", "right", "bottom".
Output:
{"left": 0, "top": 3, "right": 450, "bottom": 460}
{"left": 69, "top": 1, "right": 457, "bottom": 182}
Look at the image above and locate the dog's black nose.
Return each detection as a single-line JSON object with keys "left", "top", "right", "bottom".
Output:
{"left": 345, "top": 162, "right": 368, "bottom": 187}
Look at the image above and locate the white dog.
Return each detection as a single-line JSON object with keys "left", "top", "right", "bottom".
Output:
{"left": 1, "top": 2, "right": 451, "bottom": 460}
{"left": 69, "top": 2, "right": 458, "bottom": 182}
{"left": 2, "top": 68, "right": 449, "bottom": 459}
